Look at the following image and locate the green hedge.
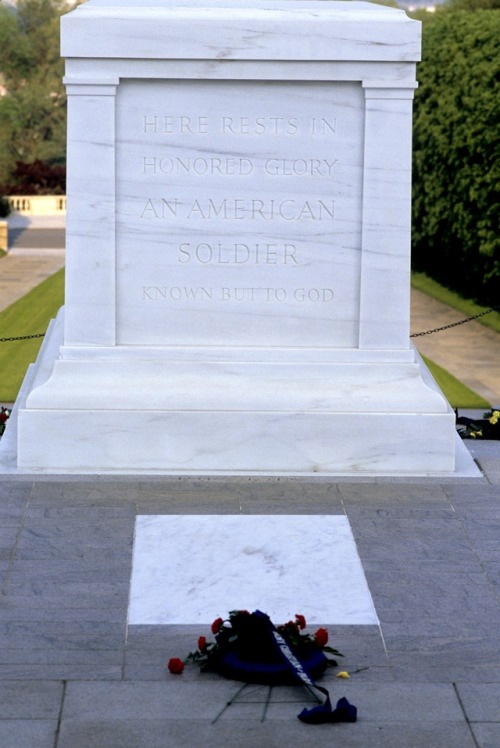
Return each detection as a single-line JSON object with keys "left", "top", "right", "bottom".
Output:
{"left": 412, "top": 11, "right": 499, "bottom": 306}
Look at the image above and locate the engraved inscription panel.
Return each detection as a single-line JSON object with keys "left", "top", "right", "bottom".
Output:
{"left": 116, "top": 80, "right": 363, "bottom": 347}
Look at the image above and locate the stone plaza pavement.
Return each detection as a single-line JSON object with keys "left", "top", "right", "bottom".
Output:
{"left": 0, "top": 447, "right": 499, "bottom": 748}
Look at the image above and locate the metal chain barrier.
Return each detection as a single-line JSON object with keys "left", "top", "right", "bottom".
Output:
{"left": 1, "top": 307, "right": 498, "bottom": 342}
{"left": 410, "top": 306, "right": 499, "bottom": 338}
{"left": 0, "top": 333, "right": 46, "bottom": 342}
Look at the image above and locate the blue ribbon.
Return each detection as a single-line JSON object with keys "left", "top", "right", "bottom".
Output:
{"left": 252, "top": 611, "right": 357, "bottom": 725}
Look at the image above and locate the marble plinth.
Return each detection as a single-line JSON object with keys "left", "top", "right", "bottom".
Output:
{"left": 128, "top": 515, "right": 378, "bottom": 625}
{"left": 16, "top": 309, "right": 457, "bottom": 474}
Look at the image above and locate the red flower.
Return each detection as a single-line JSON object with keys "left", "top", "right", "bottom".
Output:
{"left": 295, "top": 614, "right": 307, "bottom": 630}
{"left": 314, "top": 628, "right": 329, "bottom": 647}
{"left": 167, "top": 657, "right": 184, "bottom": 674}
{"left": 198, "top": 636, "right": 207, "bottom": 652}
{"left": 211, "top": 617, "right": 223, "bottom": 634}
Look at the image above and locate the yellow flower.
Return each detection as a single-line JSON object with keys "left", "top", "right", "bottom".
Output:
{"left": 489, "top": 411, "right": 499, "bottom": 425}
{"left": 336, "top": 671, "right": 350, "bottom": 679}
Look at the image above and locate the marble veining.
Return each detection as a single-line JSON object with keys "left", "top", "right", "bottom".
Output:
{"left": 128, "top": 515, "right": 379, "bottom": 625}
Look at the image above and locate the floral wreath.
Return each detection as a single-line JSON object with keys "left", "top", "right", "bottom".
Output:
{"left": 168, "top": 609, "right": 357, "bottom": 725}
{"left": 457, "top": 409, "right": 500, "bottom": 440}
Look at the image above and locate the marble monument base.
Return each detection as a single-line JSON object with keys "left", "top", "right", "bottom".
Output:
{"left": 16, "top": 308, "right": 456, "bottom": 474}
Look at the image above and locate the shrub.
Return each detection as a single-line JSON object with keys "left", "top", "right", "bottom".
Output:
{"left": 1, "top": 159, "right": 66, "bottom": 196}
{"left": 0, "top": 195, "right": 11, "bottom": 218}
{"left": 412, "top": 11, "right": 499, "bottom": 306}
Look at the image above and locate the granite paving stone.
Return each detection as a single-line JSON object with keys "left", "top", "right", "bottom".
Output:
{"left": 6, "top": 558, "right": 130, "bottom": 574}
{"left": 346, "top": 516, "right": 468, "bottom": 537}
{"left": 56, "top": 719, "right": 479, "bottom": 748}
{"left": 0, "top": 482, "right": 34, "bottom": 500}
{"left": 0, "top": 648, "right": 124, "bottom": 666}
{"left": 339, "top": 483, "right": 451, "bottom": 503}
{"left": 13, "top": 544, "right": 134, "bottom": 562}
{"left": 0, "top": 621, "right": 125, "bottom": 638}
{"left": 0, "top": 560, "right": 10, "bottom": 578}
{"left": 0, "top": 525, "right": 24, "bottom": 546}
{"left": 390, "top": 664, "right": 500, "bottom": 684}
{"left": 379, "top": 619, "right": 499, "bottom": 639}
{"left": 444, "top": 484, "right": 500, "bottom": 502}
{"left": 387, "top": 648, "right": 500, "bottom": 671}
{"left": 459, "top": 517, "right": 500, "bottom": 541}
{"left": 468, "top": 549, "right": 500, "bottom": 564}
{"left": 374, "top": 593, "right": 500, "bottom": 625}
{"left": 483, "top": 563, "right": 500, "bottom": 588}
{"left": 0, "top": 548, "right": 17, "bottom": 562}
{"left": 477, "top": 460, "right": 500, "bottom": 484}
{"left": 0, "top": 589, "right": 130, "bottom": 610}
{"left": 137, "top": 499, "right": 242, "bottom": 515}
{"left": 0, "top": 720, "right": 58, "bottom": 748}
{"left": 20, "top": 517, "right": 135, "bottom": 539}
{"left": 454, "top": 683, "right": 500, "bottom": 722}
{"left": 238, "top": 499, "right": 345, "bottom": 514}
{"left": 470, "top": 723, "right": 500, "bottom": 748}
{"left": 26, "top": 505, "right": 138, "bottom": 521}
{"left": 28, "top": 481, "right": 141, "bottom": 504}
{"left": 0, "top": 503, "right": 28, "bottom": 526}
{"left": 61, "top": 680, "right": 465, "bottom": 723}
{"left": 0, "top": 605, "right": 127, "bottom": 623}
{"left": 6, "top": 565, "right": 131, "bottom": 584}
{"left": 0, "top": 681, "right": 63, "bottom": 718}
{"left": 4, "top": 577, "right": 131, "bottom": 599}
{"left": 62, "top": 680, "right": 242, "bottom": 720}
{"left": 360, "top": 556, "right": 484, "bottom": 574}
{"left": 345, "top": 505, "right": 458, "bottom": 520}
{"left": 263, "top": 682, "right": 465, "bottom": 721}
{"left": 0, "top": 632, "right": 125, "bottom": 652}
{"left": 0, "top": 665, "right": 123, "bottom": 680}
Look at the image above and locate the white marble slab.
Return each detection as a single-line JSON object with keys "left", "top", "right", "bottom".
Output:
{"left": 128, "top": 515, "right": 378, "bottom": 625}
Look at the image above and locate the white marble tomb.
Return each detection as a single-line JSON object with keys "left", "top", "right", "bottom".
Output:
{"left": 128, "top": 515, "right": 379, "bottom": 625}
{"left": 14, "top": 1, "right": 458, "bottom": 474}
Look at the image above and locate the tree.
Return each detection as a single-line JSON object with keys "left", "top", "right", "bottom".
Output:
{"left": 0, "top": 1, "right": 76, "bottom": 185}
{"left": 0, "top": 5, "right": 32, "bottom": 86}
{"left": 447, "top": 0, "right": 500, "bottom": 9}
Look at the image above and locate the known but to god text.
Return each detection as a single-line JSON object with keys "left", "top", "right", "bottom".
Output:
{"left": 142, "top": 286, "right": 334, "bottom": 303}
